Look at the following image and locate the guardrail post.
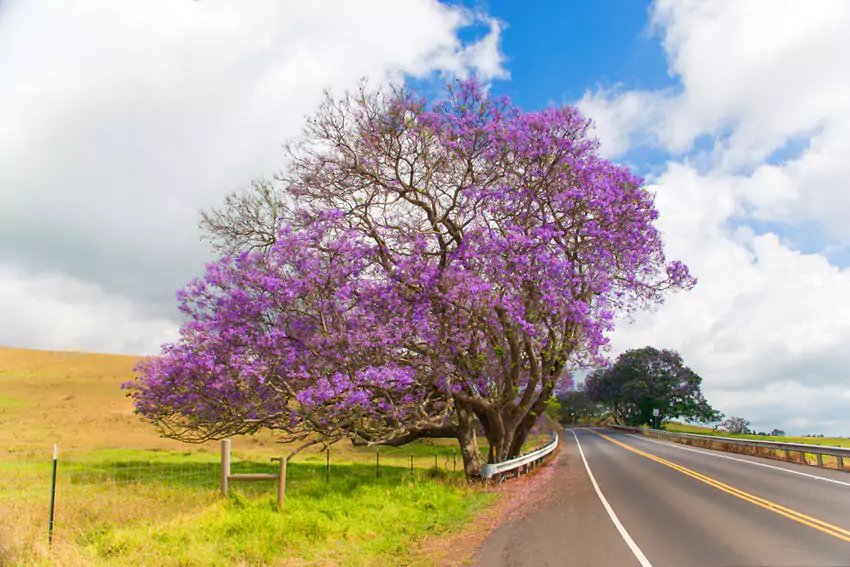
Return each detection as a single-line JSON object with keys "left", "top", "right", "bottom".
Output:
{"left": 838, "top": 455, "right": 845, "bottom": 471}
{"left": 816, "top": 453, "right": 823, "bottom": 467}
{"left": 784, "top": 448, "right": 790, "bottom": 461}
{"left": 221, "top": 439, "right": 231, "bottom": 497}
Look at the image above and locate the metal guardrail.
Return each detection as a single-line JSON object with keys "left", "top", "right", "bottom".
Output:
{"left": 480, "top": 432, "right": 559, "bottom": 479}
{"left": 610, "top": 426, "right": 850, "bottom": 470}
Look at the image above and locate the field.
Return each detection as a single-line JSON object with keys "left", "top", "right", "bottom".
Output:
{"left": 0, "top": 347, "right": 500, "bottom": 565}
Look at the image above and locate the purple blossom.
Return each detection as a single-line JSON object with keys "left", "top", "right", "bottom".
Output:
{"left": 125, "top": 80, "right": 693, "bottom": 469}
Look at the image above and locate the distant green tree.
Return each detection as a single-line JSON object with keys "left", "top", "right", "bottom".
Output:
{"left": 544, "top": 396, "right": 562, "bottom": 421}
{"left": 721, "top": 416, "right": 751, "bottom": 434}
{"left": 556, "top": 388, "right": 601, "bottom": 425}
{"left": 584, "top": 347, "right": 721, "bottom": 427}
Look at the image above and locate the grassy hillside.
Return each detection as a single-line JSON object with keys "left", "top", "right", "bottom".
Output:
{"left": 0, "top": 346, "right": 179, "bottom": 453}
{"left": 0, "top": 346, "right": 287, "bottom": 455}
{"left": 0, "top": 346, "right": 500, "bottom": 565}
{"left": 0, "top": 345, "right": 473, "bottom": 458}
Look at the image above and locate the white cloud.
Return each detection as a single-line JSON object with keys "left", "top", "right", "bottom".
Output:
{"left": 0, "top": 266, "right": 177, "bottom": 355}
{"left": 584, "top": 1, "right": 850, "bottom": 434}
{"left": 582, "top": 0, "right": 850, "bottom": 169}
{"left": 578, "top": 89, "right": 668, "bottom": 158}
{"left": 0, "top": 0, "right": 505, "bottom": 354}
{"left": 612, "top": 166, "right": 850, "bottom": 434}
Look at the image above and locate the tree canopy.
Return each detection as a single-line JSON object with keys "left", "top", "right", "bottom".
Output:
{"left": 126, "top": 80, "right": 694, "bottom": 478}
{"left": 554, "top": 387, "right": 601, "bottom": 425}
{"left": 721, "top": 416, "right": 751, "bottom": 434}
{"left": 584, "top": 347, "right": 718, "bottom": 427}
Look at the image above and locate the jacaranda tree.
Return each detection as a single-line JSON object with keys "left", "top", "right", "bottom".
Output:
{"left": 127, "top": 80, "right": 694, "bottom": 478}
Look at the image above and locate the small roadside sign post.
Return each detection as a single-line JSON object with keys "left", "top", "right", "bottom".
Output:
{"left": 48, "top": 443, "right": 58, "bottom": 546}
{"left": 652, "top": 408, "right": 660, "bottom": 429}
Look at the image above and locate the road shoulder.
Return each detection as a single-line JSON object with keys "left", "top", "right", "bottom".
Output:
{"left": 469, "top": 433, "right": 637, "bottom": 567}
{"left": 411, "top": 445, "right": 562, "bottom": 566}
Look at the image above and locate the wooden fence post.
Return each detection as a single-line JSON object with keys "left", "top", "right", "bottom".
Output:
{"left": 277, "top": 457, "right": 286, "bottom": 509}
{"left": 221, "top": 439, "right": 231, "bottom": 497}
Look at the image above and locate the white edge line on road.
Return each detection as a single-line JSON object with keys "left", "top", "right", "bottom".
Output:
{"left": 570, "top": 430, "right": 653, "bottom": 567}
{"left": 625, "top": 433, "right": 850, "bottom": 488}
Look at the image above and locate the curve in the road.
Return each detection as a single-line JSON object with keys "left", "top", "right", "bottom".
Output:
{"left": 475, "top": 428, "right": 850, "bottom": 566}
{"left": 593, "top": 429, "right": 850, "bottom": 544}
{"left": 572, "top": 430, "right": 653, "bottom": 567}
{"left": 626, "top": 432, "right": 850, "bottom": 487}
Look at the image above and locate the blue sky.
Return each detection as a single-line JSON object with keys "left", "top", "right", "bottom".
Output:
{"left": 476, "top": 0, "right": 674, "bottom": 107}
{"left": 452, "top": 1, "right": 850, "bottom": 271}
{"left": 447, "top": 1, "right": 685, "bottom": 183}
{"left": 455, "top": 1, "right": 850, "bottom": 434}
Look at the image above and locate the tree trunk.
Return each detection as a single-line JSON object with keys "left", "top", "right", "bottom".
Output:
{"left": 506, "top": 411, "right": 536, "bottom": 458}
{"left": 506, "top": 387, "right": 552, "bottom": 457}
{"left": 477, "top": 406, "right": 513, "bottom": 464}
{"left": 485, "top": 426, "right": 514, "bottom": 464}
{"left": 455, "top": 405, "right": 483, "bottom": 479}
{"left": 476, "top": 384, "right": 554, "bottom": 464}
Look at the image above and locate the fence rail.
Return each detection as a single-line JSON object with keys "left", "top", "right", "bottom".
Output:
{"left": 610, "top": 425, "right": 850, "bottom": 470}
{"left": 480, "top": 432, "right": 559, "bottom": 480}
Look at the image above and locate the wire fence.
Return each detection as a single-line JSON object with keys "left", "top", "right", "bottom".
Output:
{"left": 0, "top": 434, "right": 553, "bottom": 563}
{"left": 0, "top": 441, "right": 474, "bottom": 560}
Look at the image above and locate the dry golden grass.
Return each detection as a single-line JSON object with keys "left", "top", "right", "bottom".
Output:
{"left": 0, "top": 345, "right": 467, "bottom": 460}
{"left": 0, "top": 346, "right": 283, "bottom": 457}
{"left": 665, "top": 420, "right": 850, "bottom": 447}
{"left": 0, "top": 346, "right": 174, "bottom": 454}
{"left": 0, "top": 346, "right": 218, "bottom": 563}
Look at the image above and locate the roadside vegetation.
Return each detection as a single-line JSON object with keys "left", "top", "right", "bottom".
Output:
{"left": 0, "top": 347, "right": 498, "bottom": 565}
{"left": 555, "top": 346, "right": 720, "bottom": 428}
{"left": 128, "top": 80, "right": 691, "bottom": 480}
{"left": 663, "top": 421, "right": 850, "bottom": 448}
{"left": 3, "top": 450, "right": 493, "bottom": 565}
{"left": 3, "top": 76, "right": 690, "bottom": 563}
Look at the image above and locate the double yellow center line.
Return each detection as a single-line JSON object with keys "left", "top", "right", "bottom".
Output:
{"left": 592, "top": 430, "right": 850, "bottom": 544}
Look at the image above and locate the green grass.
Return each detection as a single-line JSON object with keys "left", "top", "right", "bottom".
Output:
{"left": 0, "top": 394, "right": 24, "bottom": 410}
{"left": 90, "top": 465, "right": 492, "bottom": 566}
{"left": 1, "top": 447, "right": 495, "bottom": 566}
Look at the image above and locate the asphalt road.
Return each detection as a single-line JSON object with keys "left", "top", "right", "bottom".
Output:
{"left": 474, "top": 427, "right": 850, "bottom": 566}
